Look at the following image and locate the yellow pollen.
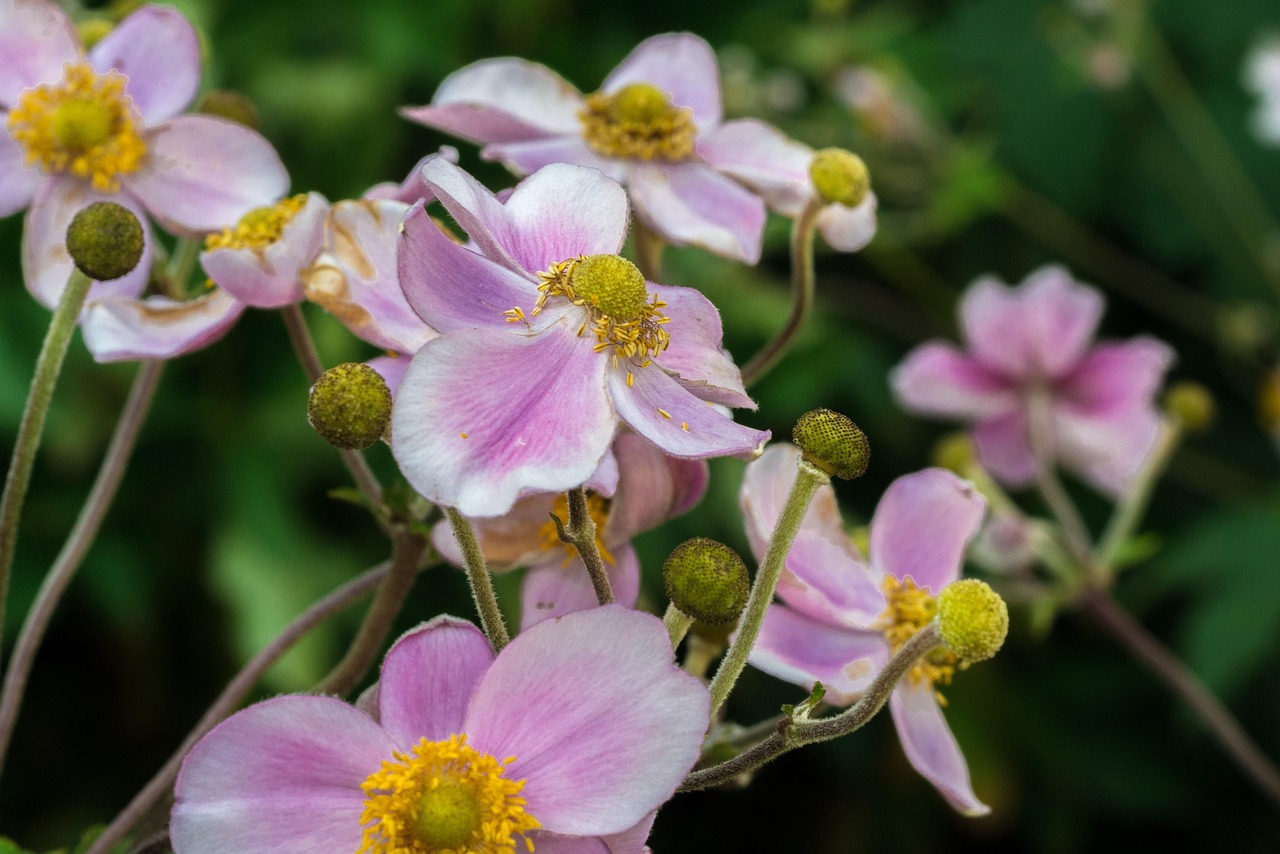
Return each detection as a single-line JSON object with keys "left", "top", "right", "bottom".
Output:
{"left": 538, "top": 492, "right": 615, "bottom": 567}
{"left": 460, "top": 433, "right": 469, "bottom": 439}
{"left": 875, "top": 576, "right": 959, "bottom": 705}
{"left": 358, "top": 733, "right": 540, "bottom": 854}
{"left": 579, "top": 82, "right": 697, "bottom": 161}
{"left": 657, "top": 408, "right": 671, "bottom": 419}
{"left": 204, "top": 194, "right": 309, "bottom": 253}
{"left": 8, "top": 63, "right": 146, "bottom": 192}
{"left": 523, "top": 256, "right": 670, "bottom": 366}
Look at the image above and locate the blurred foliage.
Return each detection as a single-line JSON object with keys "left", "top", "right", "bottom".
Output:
{"left": 2, "top": 0, "right": 1280, "bottom": 849}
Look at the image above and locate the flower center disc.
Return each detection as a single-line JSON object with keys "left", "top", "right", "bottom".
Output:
{"left": 7, "top": 63, "right": 146, "bottom": 192}
{"left": 876, "top": 576, "right": 959, "bottom": 702}
{"left": 204, "top": 194, "right": 309, "bottom": 253}
{"left": 579, "top": 82, "right": 697, "bottom": 161}
{"left": 359, "top": 733, "right": 540, "bottom": 854}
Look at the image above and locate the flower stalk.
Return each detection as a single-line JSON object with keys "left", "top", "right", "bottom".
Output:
{"left": 445, "top": 507, "right": 511, "bottom": 651}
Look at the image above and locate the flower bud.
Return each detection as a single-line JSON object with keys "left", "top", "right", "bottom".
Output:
{"left": 66, "top": 202, "right": 144, "bottom": 281}
{"left": 936, "top": 578, "right": 1008, "bottom": 663}
{"left": 792, "top": 408, "right": 870, "bottom": 480}
{"left": 1163, "top": 381, "right": 1214, "bottom": 433}
{"left": 809, "top": 148, "right": 870, "bottom": 208}
{"left": 198, "top": 90, "right": 260, "bottom": 130}
{"left": 663, "top": 537, "right": 750, "bottom": 625}
{"left": 307, "top": 363, "right": 392, "bottom": 450}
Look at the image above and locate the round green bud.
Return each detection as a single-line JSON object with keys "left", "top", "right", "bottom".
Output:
{"left": 1163, "top": 381, "right": 1215, "bottom": 433}
{"left": 77, "top": 18, "right": 114, "bottom": 50}
{"left": 663, "top": 537, "right": 750, "bottom": 625}
{"left": 937, "top": 579, "right": 1008, "bottom": 663}
{"left": 307, "top": 363, "right": 392, "bottom": 451}
{"left": 65, "top": 202, "right": 144, "bottom": 281}
{"left": 569, "top": 254, "right": 648, "bottom": 321}
{"left": 792, "top": 408, "right": 870, "bottom": 480}
{"left": 932, "top": 432, "right": 977, "bottom": 474}
{"left": 808, "top": 148, "right": 870, "bottom": 208}
{"left": 609, "top": 82, "right": 671, "bottom": 123}
{"left": 197, "top": 89, "right": 260, "bottom": 130}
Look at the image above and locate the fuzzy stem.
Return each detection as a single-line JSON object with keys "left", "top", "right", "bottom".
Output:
{"left": 0, "top": 360, "right": 163, "bottom": 774}
{"left": 631, "top": 219, "right": 666, "bottom": 282}
{"left": 85, "top": 561, "right": 396, "bottom": 854}
{"left": 707, "top": 460, "right": 828, "bottom": 716}
{"left": 564, "top": 486, "right": 614, "bottom": 605}
{"left": 445, "top": 507, "right": 510, "bottom": 651}
{"left": 663, "top": 602, "right": 695, "bottom": 649}
{"left": 741, "top": 197, "right": 823, "bottom": 388}
{"left": 0, "top": 269, "right": 94, "bottom": 660}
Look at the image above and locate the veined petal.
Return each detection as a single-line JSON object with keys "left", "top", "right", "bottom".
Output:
{"left": 869, "top": 468, "right": 985, "bottom": 594}
{"left": 602, "top": 33, "right": 722, "bottom": 130}
{"left": 628, "top": 162, "right": 764, "bottom": 263}
{"left": 465, "top": 606, "right": 708, "bottom": 836}
{"left": 390, "top": 321, "right": 615, "bottom": 517}
{"left": 362, "top": 146, "right": 456, "bottom": 204}
{"left": 502, "top": 163, "right": 630, "bottom": 273}
{"left": 519, "top": 544, "right": 641, "bottom": 631}
{"left": 607, "top": 363, "right": 768, "bottom": 460}
{"left": 889, "top": 681, "right": 990, "bottom": 816}
{"left": 0, "top": 0, "right": 79, "bottom": 109}
{"left": 605, "top": 432, "right": 708, "bottom": 542}
{"left": 749, "top": 604, "right": 887, "bottom": 705}
{"left": 0, "top": 125, "right": 40, "bottom": 217}
{"left": 171, "top": 696, "right": 395, "bottom": 852}
{"left": 89, "top": 5, "right": 199, "bottom": 124}
{"left": 696, "top": 118, "right": 812, "bottom": 215}
{"left": 891, "top": 341, "right": 1018, "bottom": 420}
{"left": 649, "top": 282, "right": 752, "bottom": 408}
{"left": 202, "top": 192, "right": 328, "bottom": 309}
{"left": 128, "top": 115, "right": 288, "bottom": 235}
{"left": 972, "top": 408, "right": 1037, "bottom": 488}
{"left": 484, "top": 135, "right": 628, "bottom": 182}
{"left": 418, "top": 156, "right": 527, "bottom": 274}
{"left": 402, "top": 58, "right": 584, "bottom": 143}
{"left": 816, "top": 192, "right": 878, "bottom": 253}
{"left": 80, "top": 289, "right": 245, "bottom": 363}
{"left": 376, "top": 616, "right": 495, "bottom": 747}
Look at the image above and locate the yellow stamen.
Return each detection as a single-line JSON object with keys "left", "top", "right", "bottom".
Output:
{"left": 657, "top": 408, "right": 671, "bottom": 419}
{"left": 204, "top": 195, "right": 309, "bottom": 253}
{"left": 358, "top": 733, "right": 540, "bottom": 854}
{"left": 7, "top": 63, "right": 146, "bottom": 192}
{"left": 875, "top": 576, "right": 959, "bottom": 705}
{"left": 538, "top": 492, "right": 615, "bottom": 567}
{"left": 579, "top": 82, "right": 697, "bottom": 161}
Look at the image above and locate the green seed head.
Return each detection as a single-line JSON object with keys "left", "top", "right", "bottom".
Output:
{"left": 307, "top": 363, "right": 392, "bottom": 451}
{"left": 1163, "top": 381, "right": 1214, "bottom": 433}
{"left": 792, "top": 409, "right": 870, "bottom": 480}
{"left": 809, "top": 148, "right": 870, "bottom": 208}
{"left": 65, "top": 201, "right": 144, "bottom": 281}
{"left": 937, "top": 579, "right": 1008, "bottom": 663}
{"left": 663, "top": 537, "right": 750, "bottom": 625}
{"left": 415, "top": 782, "right": 481, "bottom": 849}
{"left": 569, "top": 254, "right": 648, "bottom": 321}
{"left": 197, "top": 89, "right": 260, "bottom": 130}
{"left": 609, "top": 82, "right": 672, "bottom": 124}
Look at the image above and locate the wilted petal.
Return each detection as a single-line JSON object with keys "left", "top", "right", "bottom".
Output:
{"left": 649, "top": 282, "right": 752, "bottom": 409}
{"left": 891, "top": 341, "right": 1018, "bottom": 420}
{"left": 519, "top": 544, "right": 641, "bottom": 631}
{"left": 869, "top": 468, "right": 985, "bottom": 594}
{"left": 749, "top": 605, "right": 887, "bottom": 705}
{"left": 696, "top": 118, "right": 812, "bottom": 215}
{"left": 605, "top": 432, "right": 708, "bottom": 541}
{"left": 816, "top": 192, "right": 878, "bottom": 252}
{"left": 0, "top": 0, "right": 79, "bottom": 109}
{"left": 89, "top": 5, "right": 199, "bottom": 123}
{"left": 602, "top": 33, "right": 722, "bottom": 130}
{"left": 629, "top": 162, "right": 764, "bottom": 263}
{"left": 0, "top": 127, "right": 40, "bottom": 216}
{"left": 202, "top": 192, "right": 327, "bottom": 309}
{"left": 465, "top": 606, "right": 708, "bottom": 836}
{"left": 889, "top": 681, "right": 990, "bottom": 816}
{"left": 128, "top": 115, "right": 288, "bottom": 234}
{"left": 972, "top": 409, "right": 1037, "bottom": 487}
{"left": 390, "top": 321, "right": 615, "bottom": 517}
{"left": 80, "top": 289, "right": 245, "bottom": 363}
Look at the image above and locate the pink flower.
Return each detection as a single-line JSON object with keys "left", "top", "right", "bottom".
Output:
{"left": 434, "top": 432, "right": 708, "bottom": 630}
{"left": 0, "top": 2, "right": 287, "bottom": 308}
{"left": 743, "top": 444, "right": 990, "bottom": 815}
{"left": 171, "top": 606, "right": 708, "bottom": 852}
{"left": 390, "top": 158, "right": 768, "bottom": 517}
{"left": 891, "top": 265, "right": 1174, "bottom": 496}
{"left": 402, "top": 33, "right": 781, "bottom": 263}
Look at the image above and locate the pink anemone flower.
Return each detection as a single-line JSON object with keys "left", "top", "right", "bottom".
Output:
{"left": 742, "top": 444, "right": 990, "bottom": 815}
{"left": 402, "top": 33, "right": 782, "bottom": 263}
{"left": 891, "top": 265, "right": 1174, "bottom": 496}
{"left": 433, "top": 432, "right": 708, "bottom": 630}
{"left": 171, "top": 606, "right": 708, "bottom": 852}
{"left": 391, "top": 158, "right": 768, "bottom": 518}
{"left": 0, "top": 1, "right": 287, "bottom": 308}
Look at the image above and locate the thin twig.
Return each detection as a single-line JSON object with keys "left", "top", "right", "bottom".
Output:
{"left": 563, "top": 486, "right": 614, "bottom": 605}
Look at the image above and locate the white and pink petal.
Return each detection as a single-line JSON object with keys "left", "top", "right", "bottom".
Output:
{"left": 869, "top": 468, "right": 985, "bottom": 594}
{"left": 0, "top": 0, "right": 79, "bottom": 109}
{"left": 602, "top": 33, "right": 723, "bottom": 130}
{"left": 519, "top": 544, "right": 641, "bottom": 631}
{"left": 889, "top": 680, "right": 990, "bottom": 816}
{"left": 202, "top": 192, "right": 327, "bottom": 309}
{"left": 80, "top": 289, "right": 245, "bottom": 363}
{"left": 628, "top": 162, "right": 764, "bottom": 264}
{"left": 749, "top": 605, "right": 887, "bottom": 705}
{"left": 89, "top": 5, "right": 199, "bottom": 124}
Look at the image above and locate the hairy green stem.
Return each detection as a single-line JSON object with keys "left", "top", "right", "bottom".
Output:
{"left": 445, "top": 507, "right": 510, "bottom": 651}
{"left": 564, "top": 486, "right": 614, "bottom": 605}
{"left": 663, "top": 602, "right": 694, "bottom": 649}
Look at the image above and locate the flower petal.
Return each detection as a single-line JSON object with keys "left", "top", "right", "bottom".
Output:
{"left": 402, "top": 58, "right": 584, "bottom": 143}
{"left": 0, "top": 0, "right": 79, "bottom": 109}
{"left": 171, "top": 695, "right": 395, "bottom": 852}
{"left": 1056, "top": 337, "right": 1174, "bottom": 416}
{"left": 376, "top": 615, "right": 496, "bottom": 746}
{"left": 649, "top": 282, "right": 752, "bottom": 408}
{"left": 127, "top": 115, "right": 288, "bottom": 234}
{"left": 602, "top": 33, "right": 722, "bottom": 130}
{"left": 1017, "top": 265, "right": 1105, "bottom": 378}
{"left": 519, "top": 543, "right": 641, "bottom": 631}
{"left": 465, "top": 606, "right": 708, "bottom": 836}
{"left": 0, "top": 125, "right": 40, "bottom": 216}
{"left": 628, "top": 162, "right": 764, "bottom": 263}
{"left": 696, "top": 118, "right": 812, "bottom": 215}
{"left": 202, "top": 192, "right": 327, "bottom": 309}
{"left": 501, "top": 163, "right": 630, "bottom": 273}
{"left": 484, "top": 135, "right": 628, "bottom": 182}
{"left": 366, "top": 354, "right": 411, "bottom": 396}
{"left": 390, "top": 321, "right": 615, "bottom": 517}
{"left": 605, "top": 432, "right": 707, "bottom": 541}
{"left": 889, "top": 680, "right": 990, "bottom": 816}
{"left": 1052, "top": 403, "right": 1164, "bottom": 497}
{"left": 891, "top": 341, "right": 1018, "bottom": 420}
{"left": 89, "top": 5, "right": 199, "bottom": 124}
{"left": 972, "top": 408, "right": 1037, "bottom": 487}
{"left": 80, "top": 289, "right": 245, "bottom": 362}
{"left": 869, "top": 468, "right": 985, "bottom": 594}
{"left": 362, "top": 146, "right": 456, "bottom": 204}
{"left": 816, "top": 192, "right": 878, "bottom": 253}
{"left": 749, "top": 604, "right": 888, "bottom": 705}
{"left": 607, "top": 363, "right": 768, "bottom": 460}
